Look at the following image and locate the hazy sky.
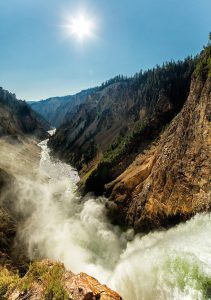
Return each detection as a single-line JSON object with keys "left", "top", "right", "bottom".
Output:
{"left": 0, "top": 0, "right": 210, "bottom": 100}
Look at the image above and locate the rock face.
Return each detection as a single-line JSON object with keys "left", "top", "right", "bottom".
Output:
{"left": 29, "top": 88, "right": 97, "bottom": 127}
{"left": 106, "top": 47, "right": 211, "bottom": 231}
{"left": 48, "top": 58, "right": 195, "bottom": 187}
{"left": 6, "top": 260, "right": 121, "bottom": 300}
{"left": 0, "top": 87, "right": 49, "bottom": 140}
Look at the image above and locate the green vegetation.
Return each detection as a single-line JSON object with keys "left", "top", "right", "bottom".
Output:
{"left": 195, "top": 44, "right": 211, "bottom": 79}
{"left": 84, "top": 54, "right": 198, "bottom": 194}
{"left": 98, "top": 55, "right": 195, "bottom": 170}
{"left": 103, "top": 119, "right": 148, "bottom": 165}
{"left": 19, "top": 261, "right": 68, "bottom": 300}
{"left": 99, "top": 75, "right": 129, "bottom": 90}
{"left": 0, "top": 87, "right": 26, "bottom": 112}
{"left": 132, "top": 56, "right": 196, "bottom": 112}
{"left": 84, "top": 55, "right": 196, "bottom": 193}
{"left": 0, "top": 267, "right": 19, "bottom": 299}
{"left": 50, "top": 50, "right": 197, "bottom": 194}
{"left": 100, "top": 56, "right": 196, "bottom": 111}
{"left": 0, "top": 261, "right": 69, "bottom": 300}
{"left": 166, "top": 256, "right": 211, "bottom": 299}
{"left": 85, "top": 120, "right": 150, "bottom": 194}
{"left": 0, "top": 262, "right": 76, "bottom": 299}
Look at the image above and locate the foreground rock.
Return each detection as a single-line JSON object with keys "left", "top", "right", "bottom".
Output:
{"left": 3, "top": 260, "right": 121, "bottom": 300}
{"left": 106, "top": 46, "right": 211, "bottom": 231}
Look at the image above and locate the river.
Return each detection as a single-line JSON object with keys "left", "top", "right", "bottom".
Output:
{"left": 15, "top": 134, "right": 211, "bottom": 300}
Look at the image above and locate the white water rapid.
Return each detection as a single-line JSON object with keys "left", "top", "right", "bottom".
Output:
{"left": 16, "top": 135, "right": 211, "bottom": 300}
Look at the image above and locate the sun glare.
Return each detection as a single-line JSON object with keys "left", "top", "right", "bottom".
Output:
{"left": 67, "top": 14, "right": 95, "bottom": 42}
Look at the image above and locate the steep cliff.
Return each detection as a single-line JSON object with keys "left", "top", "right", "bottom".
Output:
{"left": 0, "top": 88, "right": 49, "bottom": 140}
{"left": 106, "top": 45, "right": 211, "bottom": 231}
{"left": 49, "top": 58, "right": 195, "bottom": 192}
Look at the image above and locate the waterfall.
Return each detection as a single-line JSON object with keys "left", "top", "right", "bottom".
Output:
{"left": 15, "top": 137, "right": 211, "bottom": 300}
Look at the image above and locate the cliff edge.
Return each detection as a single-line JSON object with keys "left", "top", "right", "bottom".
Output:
{"left": 106, "top": 46, "right": 211, "bottom": 231}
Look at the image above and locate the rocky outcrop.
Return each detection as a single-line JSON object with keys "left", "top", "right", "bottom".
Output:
{"left": 106, "top": 47, "right": 211, "bottom": 231}
{"left": 4, "top": 260, "right": 121, "bottom": 300}
{"left": 0, "top": 87, "right": 49, "bottom": 140}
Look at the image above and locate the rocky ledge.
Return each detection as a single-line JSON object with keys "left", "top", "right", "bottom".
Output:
{"left": 1, "top": 260, "right": 121, "bottom": 300}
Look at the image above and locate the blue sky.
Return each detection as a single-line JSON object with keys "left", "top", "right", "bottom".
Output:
{"left": 0, "top": 0, "right": 210, "bottom": 100}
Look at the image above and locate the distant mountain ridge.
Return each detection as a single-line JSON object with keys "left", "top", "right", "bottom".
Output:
{"left": 28, "top": 87, "right": 98, "bottom": 127}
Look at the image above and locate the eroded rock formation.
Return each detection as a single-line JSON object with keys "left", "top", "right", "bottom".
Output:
{"left": 6, "top": 260, "right": 121, "bottom": 300}
{"left": 106, "top": 51, "right": 211, "bottom": 231}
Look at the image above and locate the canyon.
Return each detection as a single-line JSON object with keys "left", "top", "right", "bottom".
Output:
{"left": 0, "top": 44, "right": 210, "bottom": 299}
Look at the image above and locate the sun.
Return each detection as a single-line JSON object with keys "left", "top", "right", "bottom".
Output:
{"left": 67, "top": 14, "right": 95, "bottom": 42}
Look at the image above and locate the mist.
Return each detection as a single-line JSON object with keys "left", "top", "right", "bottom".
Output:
{"left": 4, "top": 137, "right": 211, "bottom": 300}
